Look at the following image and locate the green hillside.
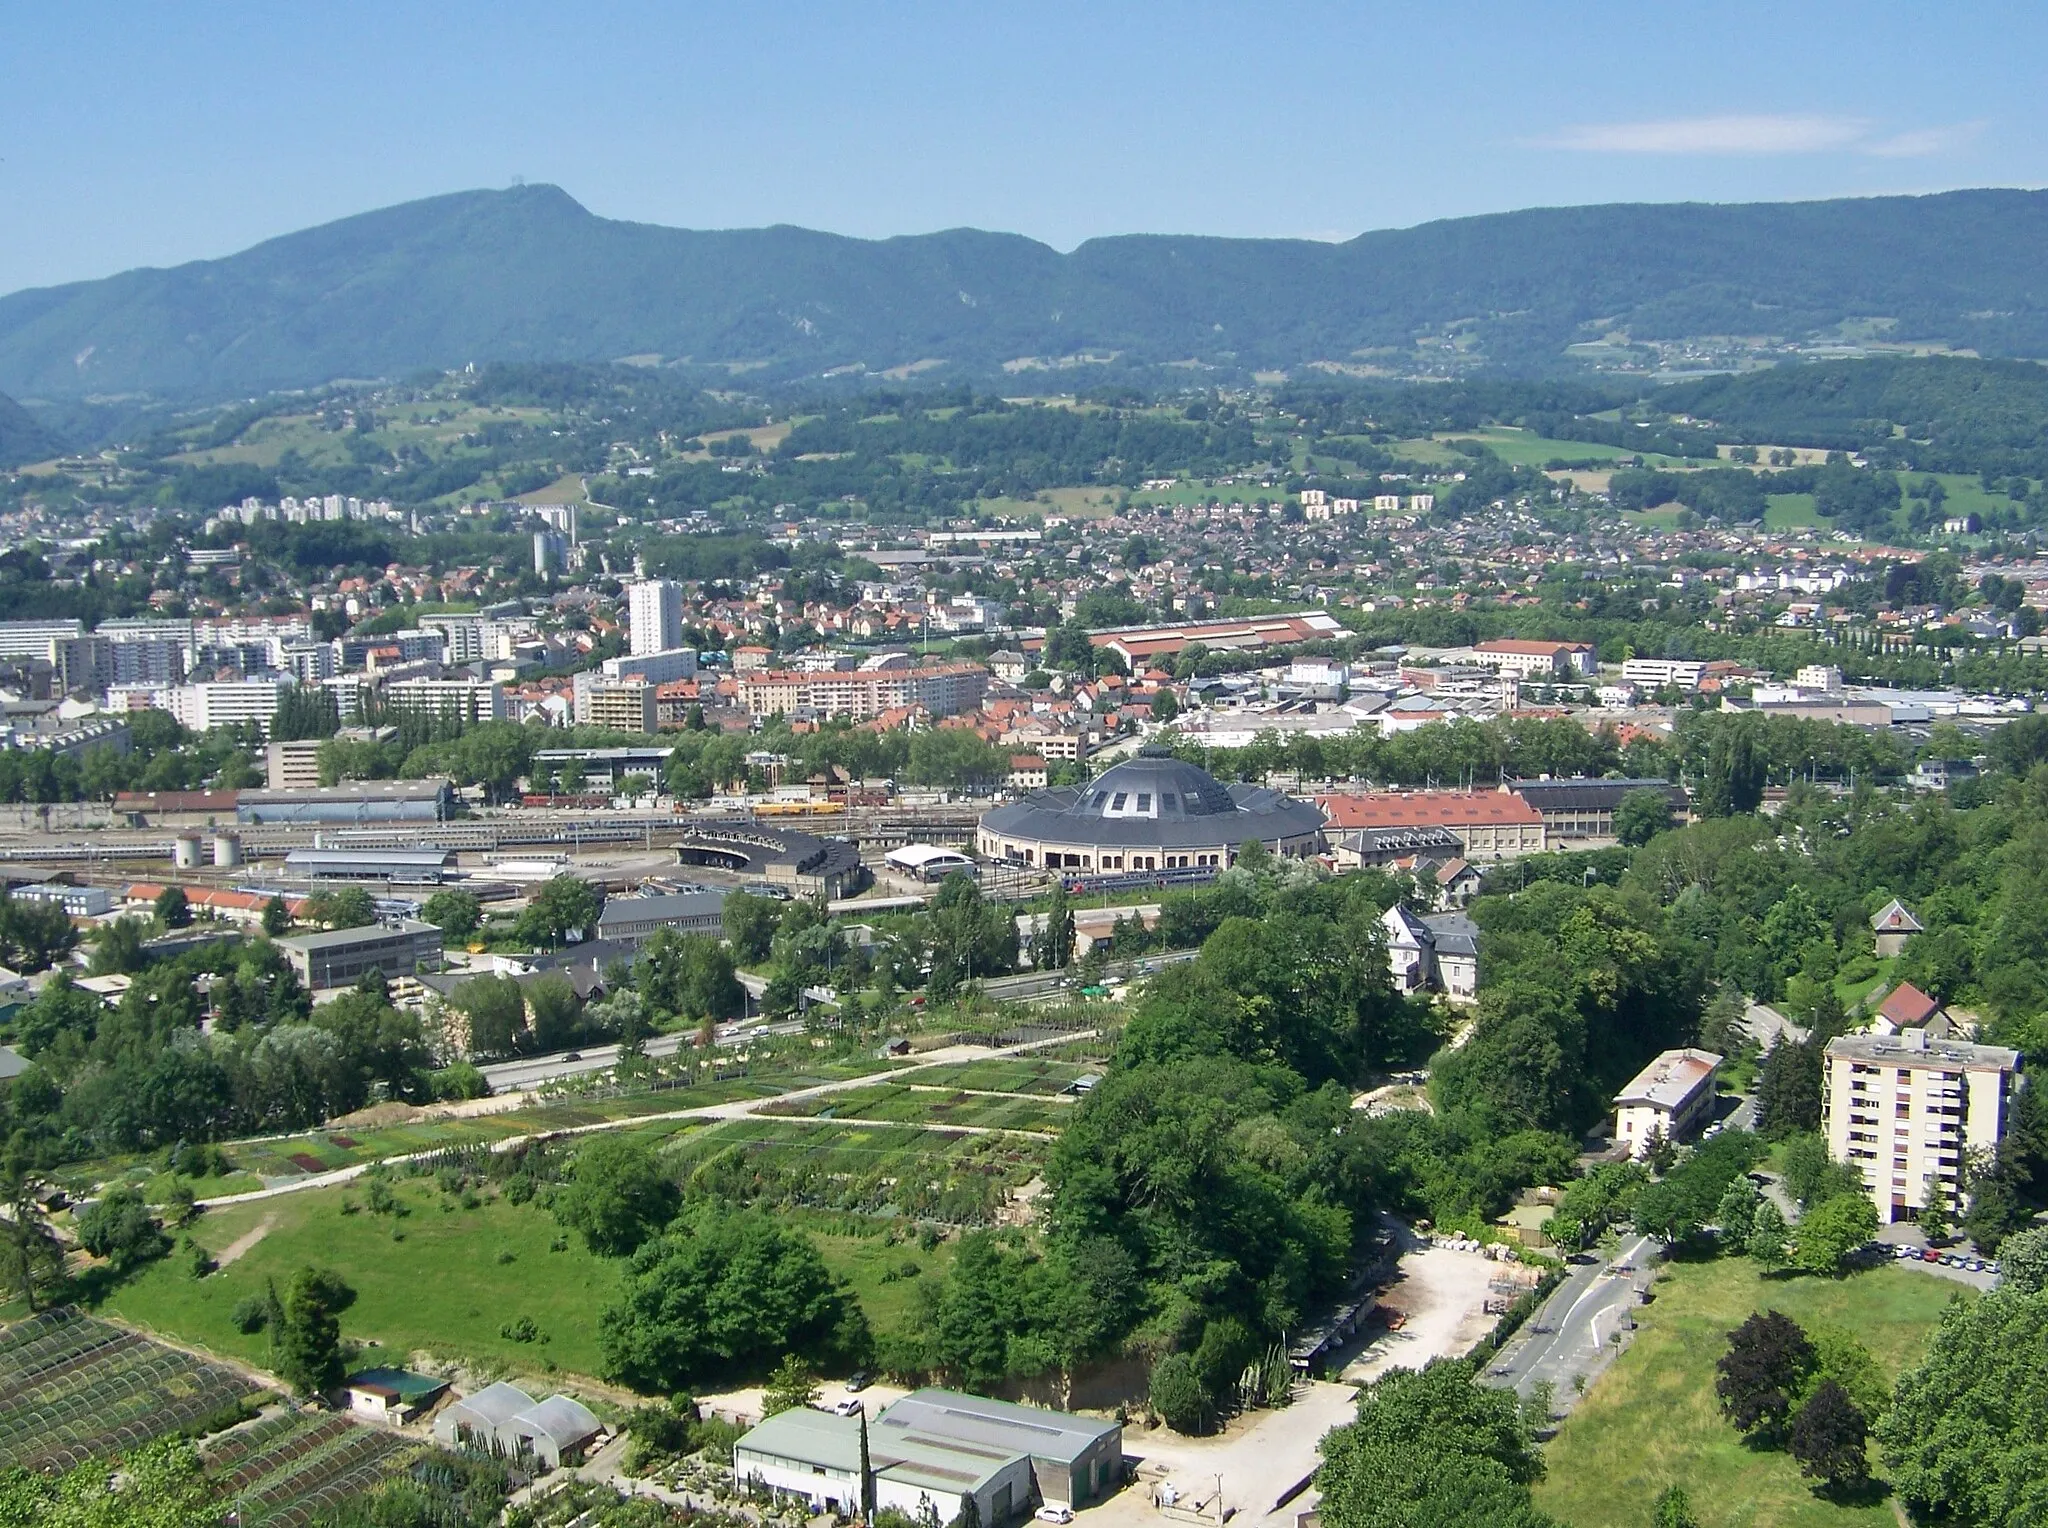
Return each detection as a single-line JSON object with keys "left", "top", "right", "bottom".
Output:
{"left": 7, "top": 186, "right": 2048, "bottom": 399}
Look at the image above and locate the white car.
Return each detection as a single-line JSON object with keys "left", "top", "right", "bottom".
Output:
{"left": 1035, "top": 1508, "right": 1073, "bottom": 1524}
{"left": 832, "top": 1399, "right": 863, "bottom": 1417}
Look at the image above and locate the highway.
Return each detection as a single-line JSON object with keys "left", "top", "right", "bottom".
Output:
{"left": 1484, "top": 1232, "right": 1657, "bottom": 1402}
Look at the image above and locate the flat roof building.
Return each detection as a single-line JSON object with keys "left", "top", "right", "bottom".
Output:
{"left": 275, "top": 919, "right": 444, "bottom": 992}
{"left": 594, "top": 887, "right": 728, "bottom": 947}
{"left": 239, "top": 779, "right": 455, "bottom": 825}
{"left": 1614, "top": 1047, "right": 1723, "bottom": 1158}
{"left": 282, "top": 848, "right": 455, "bottom": 883}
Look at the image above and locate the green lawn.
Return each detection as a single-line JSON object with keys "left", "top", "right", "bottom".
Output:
{"left": 96, "top": 1174, "right": 961, "bottom": 1387}
{"left": 1765, "top": 493, "right": 1822, "bottom": 530}
{"left": 1532, "top": 1257, "right": 1966, "bottom": 1528}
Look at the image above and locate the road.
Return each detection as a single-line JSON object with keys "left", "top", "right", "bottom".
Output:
{"left": 1484, "top": 1232, "right": 1656, "bottom": 1403}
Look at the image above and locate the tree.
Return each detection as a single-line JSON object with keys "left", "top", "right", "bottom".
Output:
{"left": 1779, "top": 1133, "right": 1861, "bottom": 1207}
{"left": 951, "top": 1488, "right": 982, "bottom": 1528}
{"left": 1789, "top": 1380, "right": 1868, "bottom": 1493}
{"left": 598, "top": 1207, "right": 869, "bottom": 1392}
{"left": 0, "top": 1436, "right": 215, "bottom": 1528}
{"left": 1747, "top": 1200, "right": 1789, "bottom": 1270}
{"left": 1790, "top": 1195, "right": 1878, "bottom": 1276}
{"left": 1614, "top": 788, "right": 1675, "bottom": 847}
{"left": 552, "top": 1135, "right": 680, "bottom": 1256}
{"left": 1036, "top": 881, "right": 1075, "bottom": 971}
{"left": 421, "top": 889, "right": 482, "bottom": 942}
{"left": 723, "top": 892, "right": 778, "bottom": 965}
{"left": 1650, "top": 1485, "right": 1699, "bottom": 1528}
{"left": 276, "top": 1265, "right": 351, "bottom": 1398}
{"left": 1714, "top": 1175, "right": 1759, "bottom": 1247}
{"left": 89, "top": 915, "right": 150, "bottom": 975}
{"left": 0, "top": 1175, "right": 66, "bottom": 1310}
{"left": 1151, "top": 689, "right": 1180, "bottom": 722}
{"left": 1995, "top": 1226, "right": 2048, "bottom": 1294}
{"left": 762, "top": 1356, "right": 820, "bottom": 1417}
{"left": 1881, "top": 1285, "right": 2048, "bottom": 1526}
{"left": 76, "top": 1187, "right": 170, "bottom": 1271}
{"left": 525, "top": 973, "right": 584, "bottom": 1051}
{"left": 1317, "top": 1360, "right": 1556, "bottom": 1528}
{"left": 1148, "top": 1352, "right": 1208, "bottom": 1434}
{"left": 1698, "top": 720, "right": 1767, "bottom": 818}
{"left": 154, "top": 885, "right": 192, "bottom": 930}
{"left": 450, "top": 974, "right": 526, "bottom": 1057}
{"left": 1754, "top": 1037, "right": 1822, "bottom": 1139}
{"left": 307, "top": 886, "right": 377, "bottom": 930}
{"left": 261, "top": 895, "right": 292, "bottom": 936}
{"left": 1716, "top": 1310, "right": 1815, "bottom": 1446}
{"left": 518, "top": 876, "right": 598, "bottom": 949}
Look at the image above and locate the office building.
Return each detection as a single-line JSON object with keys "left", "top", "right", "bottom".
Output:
{"left": 265, "top": 739, "right": 325, "bottom": 790}
{"left": 274, "top": 920, "right": 445, "bottom": 992}
{"left": 628, "top": 580, "right": 684, "bottom": 656}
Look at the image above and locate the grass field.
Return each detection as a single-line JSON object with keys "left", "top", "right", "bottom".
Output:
{"left": 98, "top": 1173, "right": 959, "bottom": 1385}
{"left": 1765, "top": 493, "right": 1823, "bottom": 530}
{"left": 1531, "top": 1257, "right": 1966, "bottom": 1528}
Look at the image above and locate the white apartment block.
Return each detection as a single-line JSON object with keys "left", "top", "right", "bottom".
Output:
{"left": 628, "top": 580, "right": 684, "bottom": 656}
{"left": 0, "top": 619, "right": 85, "bottom": 660}
{"left": 736, "top": 663, "right": 989, "bottom": 720}
{"left": 1374, "top": 494, "right": 1403, "bottom": 514}
{"left": 1621, "top": 658, "right": 1710, "bottom": 691}
{"left": 1823, "top": 1028, "right": 2022, "bottom": 1224}
{"left": 165, "top": 681, "right": 283, "bottom": 736}
{"left": 381, "top": 678, "right": 506, "bottom": 724}
{"left": 1613, "top": 1048, "right": 1722, "bottom": 1158}
{"left": 1408, "top": 493, "right": 1436, "bottom": 514}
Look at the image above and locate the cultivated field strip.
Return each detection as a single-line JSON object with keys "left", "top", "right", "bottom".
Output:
{"left": 0, "top": 1308, "right": 271, "bottom": 1470}
{"left": 205, "top": 1412, "right": 425, "bottom": 1528}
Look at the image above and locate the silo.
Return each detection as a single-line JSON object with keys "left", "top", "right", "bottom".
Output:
{"left": 212, "top": 833, "right": 243, "bottom": 868}
{"left": 172, "top": 834, "right": 202, "bottom": 870}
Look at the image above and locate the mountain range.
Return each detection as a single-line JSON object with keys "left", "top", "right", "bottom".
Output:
{"left": 5, "top": 184, "right": 2048, "bottom": 403}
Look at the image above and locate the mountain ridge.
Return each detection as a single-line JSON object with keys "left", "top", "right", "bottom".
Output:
{"left": 7, "top": 184, "right": 2048, "bottom": 401}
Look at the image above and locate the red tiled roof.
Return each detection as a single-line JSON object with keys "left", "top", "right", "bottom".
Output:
{"left": 1878, "top": 982, "right": 1942, "bottom": 1028}
{"left": 1316, "top": 791, "right": 1543, "bottom": 829}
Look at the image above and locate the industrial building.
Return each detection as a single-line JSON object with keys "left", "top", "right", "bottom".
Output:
{"left": 1509, "top": 777, "right": 1690, "bottom": 843}
{"left": 733, "top": 1390, "right": 1121, "bottom": 1524}
{"left": 977, "top": 748, "right": 1324, "bottom": 871}
{"left": 282, "top": 848, "right": 455, "bottom": 883}
{"left": 671, "top": 822, "right": 865, "bottom": 899}
{"left": 531, "top": 747, "right": 674, "bottom": 792}
{"left": 274, "top": 919, "right": 444, "bottom": 991}
{"left": 594, "top": 886, "right": 728, "bottom": 946}
{"left": 238, "top": 779, "right": 455, "bottom": 825}
{"left": 1316, "top": 789, "right": 1546, "bottom": 861}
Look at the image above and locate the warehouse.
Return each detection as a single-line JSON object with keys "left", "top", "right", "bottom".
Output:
{"left": 238, "top": 778, "right": 454, "bottom": 825}
{"left": 594, "top": 886, "right": 728, "bottom": 946}
{"left": 734, "top": 1390, "right": 1121, "bottom": 1523}
{"left": 977, "top": 747, "right": 1324, "bottom": 871}
{"left": 282, "top": 848, "right": 455, "bottom": 884}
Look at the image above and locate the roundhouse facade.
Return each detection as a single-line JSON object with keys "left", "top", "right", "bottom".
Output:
{"left": 977, "top": 749, "right": 1324, "bottom": 872}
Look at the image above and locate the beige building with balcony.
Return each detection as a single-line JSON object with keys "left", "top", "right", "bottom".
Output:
{"left": 1823, "top": 1027, "right": 2021, "bottom": 1224}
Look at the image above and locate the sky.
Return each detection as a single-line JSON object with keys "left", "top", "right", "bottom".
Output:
{"left": 4, "top": 0, "right": 2047, "bottom": 296}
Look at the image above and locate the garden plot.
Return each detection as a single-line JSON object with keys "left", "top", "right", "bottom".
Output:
{"left": 203, "top": 1411, "right": 427, "bottom": 1528}
{"left": 757, "top": 1082, "right": 1068, "bottom": 1132}
{"left": 667, "top": 1116, "right": 1048, "bottom": 1225}
{"left": 904, "top": 1057, "right": 1094, "bottom": 1095}
{"left": 0, "top": 1308, "right": 272, "bottom": 1470}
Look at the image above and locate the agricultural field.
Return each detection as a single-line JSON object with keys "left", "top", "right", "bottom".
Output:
{"left": 668, "top": 1116, "right": 1047, "bottom": 1226}
{"left": 908, "top": 1057, "right": 1094, "bottom": 1095}
{"left": 0, "top": 1307, "right": 271, "bottom": 1471}
{"left": 202, "top": 1411, "right": 427, "bottom": 1528}
{"left": 757, "top": 1082, "right": 1070, "bottom": 1133}
{"left": 1531, "top": 1257, "right": 1964, "bottom": 1528}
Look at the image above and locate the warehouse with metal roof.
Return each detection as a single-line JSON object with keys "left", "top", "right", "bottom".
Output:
{"left": 283, "top": 848, "right": 456, "bottom": 883}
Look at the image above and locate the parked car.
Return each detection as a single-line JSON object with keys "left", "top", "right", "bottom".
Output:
{"left": 832, "top": 1399, "right": 863, "bottom": 1417}
{"left": 1035, "top": 1508, "right": 1073, "bottom": 1524}
{"left": 846, "top": 1371, "right": 871, "bottom": 1393}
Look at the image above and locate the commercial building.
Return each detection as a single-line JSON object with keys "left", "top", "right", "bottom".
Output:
{"left": 1510, "top": 777, "right": 1690, "bottom": 843}
{"left": 0, "top": 619, "right": 85, "bottom": 661}
{"left": 1620, "top": 658, "right": 1709, "bottom": 692}
{"left": 593, "top": 887, "right": 728, "bottom": 946}
{"left": 275, "top": 919, "right": 445, "bottom": 991}
{"left": 1317, "top": 789, "right": 1546, "bottom": 861}
{"left": 1613, "top": 1048, "right": 1724, "bottom": 1158}
{"left": 531, "top": 746, "right": 674, "bottom": 791}
{"left": 238, "top": 779, "right": 454, "bottom": 825}
{"left": 736, "top": 663, "right": 989, "bottom": 721}
{"left": 1086, "top": 610, "right": 1345, "bottom": 667}
{"left": 1823, "top": 1026, "right": 2022, "bottom": 1223}
{"left": 978, "top": 748, "right": 1324, "bottom": 871}
{"left": 733, "top": 1390, "right": 1121, "bottom": 1524}
{"left": 11, "top": 883, "right": 115, "bottom": 917}
{"left": 628, "top": 579, "right": 685, "bottom": 656}
{"left": 1472, "top": 639, "right": 1598, "bottom": 679}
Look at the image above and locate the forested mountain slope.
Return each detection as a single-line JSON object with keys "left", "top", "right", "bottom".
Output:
{"left": 6, "top": 185, "right": 2048, "bottom": 399}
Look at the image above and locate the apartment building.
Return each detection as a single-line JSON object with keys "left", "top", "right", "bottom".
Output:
{"left": 736, "top": 663, "right": 989, "bottom": 720}
{"left": 1472, "top": 639, "right": 1599, "bottom": 680}
{"left": 265, "top": 739, "right": 325, "bottom": 790}
{"left": 1823, "top": 1027, "right": 2022, "bottom": 1224}
{"left": 165, "top": 681, "right": 284, "bottom": 736}
{"left": 1613, "top": 1047, "right": 1723, "bottom": 1158}
{"left": 1621, "top": 658, "right": 1710, "bottom": 692}
{"left": 628, "top": 579, "right": 684, "bottom": 656}
{"left": 586, "top": 681, "right": 657, "bottom": 735}
{"left": 380, "top": 677, "right": 506, "bottom": 723}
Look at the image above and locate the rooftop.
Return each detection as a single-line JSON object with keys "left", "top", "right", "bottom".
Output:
{"left": 1877, "top": 981, "right": 1943, "bottom": 1029}
{"left": 880, "top": 1388, "right": 1120, "bottom": 1466}
{"left": 1318, "top": 790, "right": 1543, "bottom": 830}
{"left": 1613, "top": 1047, "right": 1723, "bottom": 1110}
{"left": 1826, "top": 1031, "right": 2020, "bottom": 1070}
{"left": 275, "top": 918, "right": 441, "bottom": 954}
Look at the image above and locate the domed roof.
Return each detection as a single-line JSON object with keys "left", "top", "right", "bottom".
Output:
{"left": 978, "top": 745, "right": 1326, "bottom": 850}
{"left": 1057, "top": 747, "right": 1240, "bottom": 823}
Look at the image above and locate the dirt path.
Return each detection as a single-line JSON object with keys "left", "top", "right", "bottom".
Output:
{"left": 212, "top": 1211, "right": 277, "bottom": 1268}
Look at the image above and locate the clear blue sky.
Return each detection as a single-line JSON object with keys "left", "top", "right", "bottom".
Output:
{"left": 5, "top": 0, "right": 2045, "bottom": 296}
